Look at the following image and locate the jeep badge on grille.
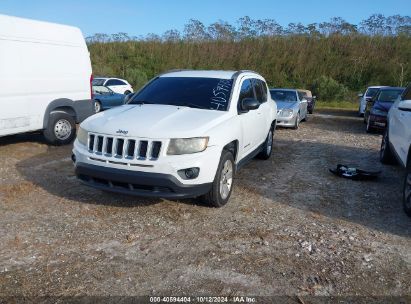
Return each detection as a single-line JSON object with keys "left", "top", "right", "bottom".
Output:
{"left": 116, "top": 129, "right": 128, "bottom": 135}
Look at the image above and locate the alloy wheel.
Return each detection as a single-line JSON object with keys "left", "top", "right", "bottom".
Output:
{"left": 219, "top": 160, "right": 233, "bottom": 200}
{"left": 94, "top": 101, "right": 101, "bottom": 113}
{"left": 266, "top": 130, "right": 273, "bottom": 155}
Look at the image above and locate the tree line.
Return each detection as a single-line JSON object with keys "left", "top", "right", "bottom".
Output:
{"left": 87, "top": 15, "right": 411, "bottom": 101}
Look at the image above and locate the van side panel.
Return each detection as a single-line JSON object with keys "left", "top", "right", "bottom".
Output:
{"left": 0, "top": 14, "right": 93, "bottom": 137}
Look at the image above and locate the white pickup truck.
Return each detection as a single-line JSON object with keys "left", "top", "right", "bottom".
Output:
{"left": 380, "top": 83, "right": 411, "bottom": 216}
{"left": 72, "top": 70, "right": 277, "bottom": 207}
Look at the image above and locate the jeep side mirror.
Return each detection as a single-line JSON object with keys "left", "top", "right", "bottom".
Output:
{"left": 241, "top": 98, "right": 260, "bottom": 112}
{"left": 358, "top": 93, "right": 364, "bottom": 97}
{"left": 124, "top": 92, "right": 135, "bottom": 104}
{"left": 398, "top": 100, "right": 411, "bottom": 111}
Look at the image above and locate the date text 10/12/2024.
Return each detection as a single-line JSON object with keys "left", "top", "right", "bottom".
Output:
{"left": 149, "top": 296, "right": 257, "bottom": 303}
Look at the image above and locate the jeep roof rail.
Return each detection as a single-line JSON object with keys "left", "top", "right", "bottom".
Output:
{"left": 232, "top": 70, "right": 260, "bottom": 77}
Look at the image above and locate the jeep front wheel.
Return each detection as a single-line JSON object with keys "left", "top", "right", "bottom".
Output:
{"left": 43, "top": 112, "right": 76, "bottom": 145}
{"left": 202, "top": 150, "right": 235, "bottom": 207}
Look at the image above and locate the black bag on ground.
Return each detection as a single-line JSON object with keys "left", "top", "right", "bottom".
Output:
{"left": 329, "top": 164, "right": 381, "bottom": 181}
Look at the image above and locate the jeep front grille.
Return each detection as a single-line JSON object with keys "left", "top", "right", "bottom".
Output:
{"left": 88, "top": 134, "right": 163, "bottom": 161}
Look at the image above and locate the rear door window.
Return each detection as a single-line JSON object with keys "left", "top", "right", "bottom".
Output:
{"left": 106, "top": 79, "right": 125, "bottom": 86}
{"left": 254, "top": 79, "right": 267, "bottom": 103}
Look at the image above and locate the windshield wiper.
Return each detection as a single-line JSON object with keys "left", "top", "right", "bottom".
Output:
{"left": 178, "top": 103, "right": 208, "bottom": 109}
{"left": 132, "top": 100, "right": 153, "bottom": 105}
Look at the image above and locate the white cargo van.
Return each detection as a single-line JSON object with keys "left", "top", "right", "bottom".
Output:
{"left": 0, "top": 14, "right": 93, "bottom": 145}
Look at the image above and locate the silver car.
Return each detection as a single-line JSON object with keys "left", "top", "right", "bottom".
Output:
{"left": 270, "top": 89, "right": 308, "bottom": 129}
{"left": 358, "top": 86, "right": 387, "bottom": 116}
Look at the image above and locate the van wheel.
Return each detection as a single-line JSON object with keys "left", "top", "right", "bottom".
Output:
{"left": 43, "top": 112, "right": 76, "bottom": 145}
{"left": 404, "top": 164, "right": 411, "bottom": 217}
{"left": 380, "top": 130, "right": 395, "bottom": 164}
{"left": 94, "top": 100, "right": 102, "bottom": 113}
{"left": 201, "top": 150, "right": 235, "bottom": 208}
{"left": 257, "top": 128, "right": 273, "bottom": 160}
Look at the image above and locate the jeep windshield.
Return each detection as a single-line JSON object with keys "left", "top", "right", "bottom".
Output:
{"left": 129, "top": 77, "right": 233, "bottom": 111}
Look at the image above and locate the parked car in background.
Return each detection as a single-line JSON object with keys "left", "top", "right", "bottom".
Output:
{"left": 92, "top": 86, "right": 126, "bottom": 113}
{"left": 358, "top": 86, "right": 387, "bottom": 116}
{"left": 380, "top": 83, "right": 411, "bottom": 216}
{"left": 298, "top": 89, "right": 316, "bottom": 114}
{"left": 0, "top": 14, "right": 93, "bottom": 145}
{"left": 364, "top": 87, "right": 404, "bottom": 133}
{"left": 270, "top": 89, "right": 308, "bottom": 129}
{"left": 92, "top": 77, "right": 133, "bottom": 95}
{"left": 73, "top": 70, "right": 277, "bottom": 207}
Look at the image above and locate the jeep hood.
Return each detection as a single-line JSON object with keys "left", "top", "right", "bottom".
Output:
{"left": 81, "top": 104, "right": 231, "bottom": 138}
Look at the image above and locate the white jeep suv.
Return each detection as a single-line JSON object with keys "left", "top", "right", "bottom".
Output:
{"left": 380, "top": 83, "right": 411, "bottom": 216}
{"left": 72, "top": 70, "right": 277, "bottom": 207}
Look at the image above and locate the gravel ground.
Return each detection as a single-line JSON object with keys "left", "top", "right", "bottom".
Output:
{"left": 0, "top": 109, "right": 410, "bottom": 302}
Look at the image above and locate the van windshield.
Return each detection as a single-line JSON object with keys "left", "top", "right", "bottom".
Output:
{"left": 129, "top": 77, "right": 233, "bottom": 111}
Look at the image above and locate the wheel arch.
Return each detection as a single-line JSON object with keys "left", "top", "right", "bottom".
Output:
{"left": 271, "top": 120, "right": 277, "bottom": 131}
{"left": 43, "top": 99, "right": 78, "bottom": 129}
{"left": 223, "top": 140, "right": 239, "bottom": 163}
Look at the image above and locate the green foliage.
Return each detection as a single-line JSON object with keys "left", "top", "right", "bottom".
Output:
{"left": 312, "top": 76, "right": 349, "bottom": 101}
{"left": 87, "top": 15, "right": 411, "bottom": 102}
{"left": 125, "top": 68, "right": 148, "bottom": 89}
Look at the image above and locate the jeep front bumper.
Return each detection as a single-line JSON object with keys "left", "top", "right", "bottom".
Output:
{"left": 75, "top": 162, "right": 212, "bottom": 199}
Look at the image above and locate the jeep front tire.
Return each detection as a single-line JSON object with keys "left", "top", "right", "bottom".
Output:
{"left": 202, "top": 150, "right": 235, "bottom": 207}
{"left": 43, "top": 112, "right": 76, "bottom": 145}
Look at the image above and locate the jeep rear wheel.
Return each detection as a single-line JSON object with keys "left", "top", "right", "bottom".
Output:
{"left": 43, "top": 112, "right": 76, "bottom": 145}
{"left": 257, "top": 128, "right": 273, "bottom": 160}
{"left": 403, "top": 166, "right": 411, "bottom": 217}
{"left": 202, "top": 150, "right": 235, "bottom": 207}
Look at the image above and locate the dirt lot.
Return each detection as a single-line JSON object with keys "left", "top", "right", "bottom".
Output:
{"left": 0, "top": 109, "right": 410, "bottom": 301}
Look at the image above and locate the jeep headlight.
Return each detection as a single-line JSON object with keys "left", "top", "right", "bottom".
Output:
{"left": 77, "top": 126, "right": 88, "bottom": 146}
{"left": 167, "top": 137, "right": 209, "bottom": 155}
{"left": 279, "top": 109, "right": 294, "bottom": 117}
